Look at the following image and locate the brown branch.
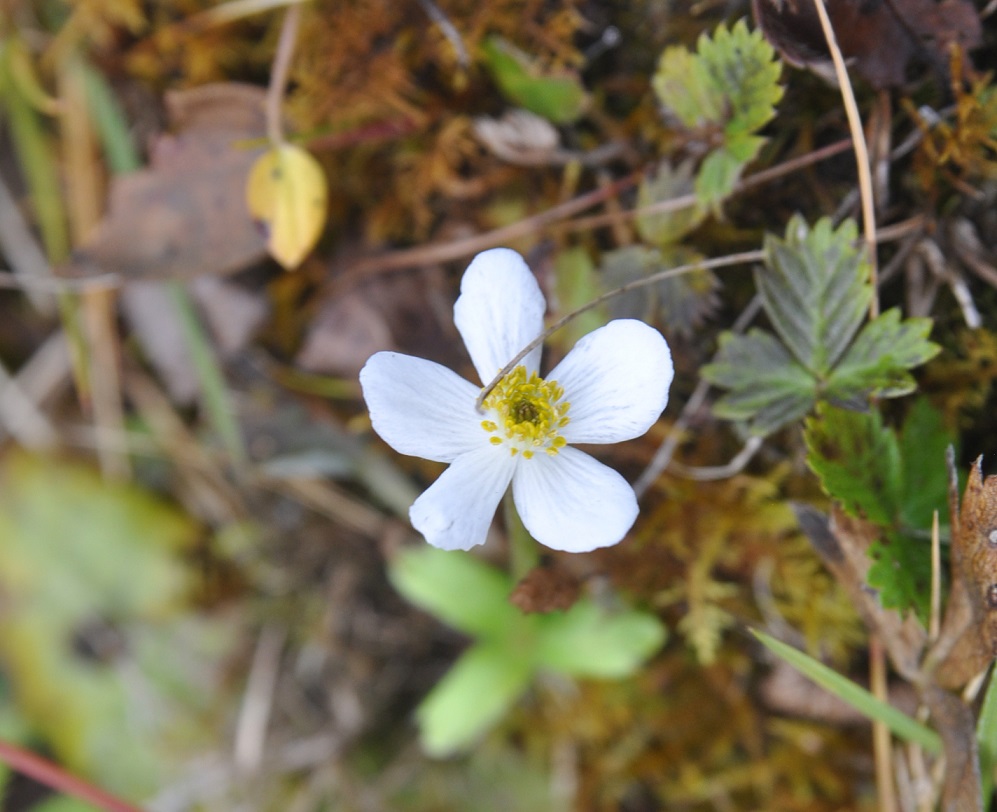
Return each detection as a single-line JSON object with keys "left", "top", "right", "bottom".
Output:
{"left": 0, "top": 738, "right": 144, "bottom": 812}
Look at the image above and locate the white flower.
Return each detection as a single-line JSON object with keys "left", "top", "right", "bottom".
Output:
{"left": 359, "top": 248, "right": 673, "bottom": 553}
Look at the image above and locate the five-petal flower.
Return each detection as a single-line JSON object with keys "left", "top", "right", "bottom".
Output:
{"left": 360, "top": 248, "right": 673, "bottom": 553}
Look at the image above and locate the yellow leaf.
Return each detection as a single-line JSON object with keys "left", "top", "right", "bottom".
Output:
{"left": 246, "top": 143, "right": 327, "bottom": 270}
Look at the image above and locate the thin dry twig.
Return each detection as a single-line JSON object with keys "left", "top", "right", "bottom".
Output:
{"left": 234, "top": 623, "right": 287, "bottom": 773}
{"left": 474, "top": 249, "right": 766, "bottom": 411}
{"left": 811, "top": 0, "right": 879, "bottom": 317}
{"left": 265, "top": 2, "right": 302, "bottom": 145}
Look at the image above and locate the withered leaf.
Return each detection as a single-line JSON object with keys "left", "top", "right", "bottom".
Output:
{"left": 509, "top": 558, "right": 581, "bottom": 614}
{"left": 60, "top": 83, "right": 269, "bottom": 281}
{"left": 752, "top": 0, "right": 981, "bottom": 89}
{"left": 932, "top": 454, "right": 997, "bottom": 690}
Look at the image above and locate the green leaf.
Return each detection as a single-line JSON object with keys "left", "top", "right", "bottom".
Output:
{"left": 554, "top": 247, "right": 606, "bottom": 347}
{"left": 702, "top": 329, "right": 816, "bottom": 435}
{"left": 653, "top": 20, "right": 782, "bottom": 135}
{"left": 652, "top": 20, "right": 782, "bottom": 208}
{"left": 828, "top": 309, "right": 940, "bottom": 401}
{"left": 635, "top": 160, "right": 704, "bottom": 245}
{"left": 759, "top": 216, "right": 871, "bottom": 374}
{"left": 388, "top": 547, "right": 520, "bottom": 637}
{"left": 694, "top": 148, "right": 748, "bottom": 210}
{"left": 752, "top": 629, "right": 942, "bottom": 753}
{"left": 0, "top": 452, "right": 208, "bottom": 797}
{"left": 652, "top": 44, "right": 723, "bottom": 129}
{"left": 867, "top": 530, "right": 931, "bottom": 620}
{"left": 804, "top": 403, "right": 901, "bottom": 525}
{"left": 978, "top": 665, "right": 997, "bottom": 805}
{"left": 535, "top": 601, "right": 665, "bottom": 678}
{"left": 416, "top": 643, "right": 534, "bottom": 757}
{"left": 898, "top": 398, "right": 956, "bottom": 531}
{"left": 600, "top": 244, "right": 719, "bottom": 337}
{"left": 480, "top": 37, "right": 587, "bottom": 124}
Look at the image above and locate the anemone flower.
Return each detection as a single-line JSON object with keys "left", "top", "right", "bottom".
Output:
{"left": 360, "top": 248, "right": 673, "bottom": 553}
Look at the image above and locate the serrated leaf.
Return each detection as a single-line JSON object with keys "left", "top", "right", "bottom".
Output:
{"left": 867, "top": 530, "right": 931, "bottom": 620}
{"left": 416, "top": 643, "right": 534, "bottom": 757}
{"left": 694, "top": 148, "right": 748, "bottom": 209}
{"left": 804, "top": 403, "right": 901, "bottom": 525}
{"left": 388, "top": 547, "right": 520, "bottom": 637}
{"left": 898, "top": 398, "right": 956, "bottom": 530}
{"left": 652, "top": 45, "right": 723, "bottom": 129}
{"left": 653, "top": 20, "right": 782, "bottom": 135}
{"left": 653, "top": 20, "right": 782, "bottom": 209}
{"left": 635, "top": 160, "right": 704, "bottom": 245}
{"left": 246, "top": 143, "right": 327, "bottom": 270}
{"left": 480, "top": 37, "right": 587, "bottom": 124}
{"left": 702, "top": 329, "right": 816, "bottom": 435}
{"left": 601, "top": 244, "right": 720, "bottom": 336}
{"left": 535, "top": 602, "right": 665, "bottom": 678}
{"left": 759, "top": 216, "right": 872, "bottom": 374}
{"left": 828, "top": 309, "right": 939, "bottom": 401}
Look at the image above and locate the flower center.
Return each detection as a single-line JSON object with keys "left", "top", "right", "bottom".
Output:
{"left": 480, "top": 365, "right": 570, "bottom": 459}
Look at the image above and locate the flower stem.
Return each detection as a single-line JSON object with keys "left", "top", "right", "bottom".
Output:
{"left": 504, "top": 493, "right": 538, "bottom": 581}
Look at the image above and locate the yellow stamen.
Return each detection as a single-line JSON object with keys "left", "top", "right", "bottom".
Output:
{"left": 480, "top": 365, "right": 571, "bottom": 458}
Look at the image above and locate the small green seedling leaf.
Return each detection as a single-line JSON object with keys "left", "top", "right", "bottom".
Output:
{"left": 417, "top": 643, "right": 535, "bottom": 757}
{"left": 480, "top": 36, "right": 587, "bottom": 124}
{"left": 246, "top": 143, "right": 327, "bottom": 270}
{"left": 535, "top": 601, "right": 667, "bottom": 678}
{"left": 389, "top": 545, "right": 520, "bottom": 637}
{"left": 389, "top": 547, "right": 665, "bottom": 756}
{"left": 804, "top": 403, "right": 901, "bottom": 526}
{"left": 752, "top": 629, "right": 942, "bottom": 753}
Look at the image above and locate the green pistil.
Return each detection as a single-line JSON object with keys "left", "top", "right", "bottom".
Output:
{"left": 480, "top": 365, "right": 570, "bottom": 457}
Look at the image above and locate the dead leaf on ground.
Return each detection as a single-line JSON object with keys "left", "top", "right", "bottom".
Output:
{"left": 752, "top": 0, "right": 982, "bottom": 89}
{"left": 60, "top": 83, "right": 269, "bottom": 281}
{"left": 932, "top": 453, "right": 997, "bottom": 689}
{"left": 298, "top": 268, "right": 460, "bottom": 377}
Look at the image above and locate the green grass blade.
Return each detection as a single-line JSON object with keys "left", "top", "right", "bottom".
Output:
{"left": 167, "top": 282, "right": 248, "bottom": 470}
{"left": 81, "top": 61, "right": 141, "bottom": 175}
{"left": 976, "top": 665, "right": 997, "bottom": 803}
{"left": 752, "top": 628, "right": 941, "bottom": 753}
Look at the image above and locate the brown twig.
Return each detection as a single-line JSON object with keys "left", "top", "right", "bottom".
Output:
{"left": 265, "top": 2, "right": 302, "bottom": 146}
{"left": 0, "top": 738, "right": 144, "bottom": 812}
{"left": 811, "top": 0, "right": 879, "bottom": 317}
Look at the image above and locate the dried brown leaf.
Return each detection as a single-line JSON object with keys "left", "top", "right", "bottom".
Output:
{"left": 61, "top": 83, "right": 269, "bottom": 281}
{"left": 752, "top": 0, "right": 981, "bottom": 89}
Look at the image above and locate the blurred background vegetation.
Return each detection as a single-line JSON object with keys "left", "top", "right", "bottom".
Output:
{"left": 0, "top": 0, "right": 995, "bottom": 809}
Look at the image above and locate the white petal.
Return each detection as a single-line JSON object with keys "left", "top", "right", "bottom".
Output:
{"left": 453, "top": 248, "right": 545, "bottom": 383}
{"left": 512, "top": 447, "right": 638, "bottom": 553}
{"left": 551, "top": 319, "right": 673, "bottom": 444}
{"left": 360, "top": 352, "right": 484, "bottom": 463}
{"left": 410, "top": 446, "right": 517, "bottom": 550}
